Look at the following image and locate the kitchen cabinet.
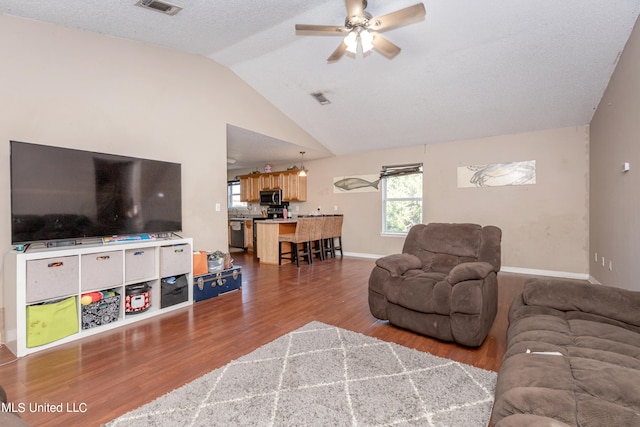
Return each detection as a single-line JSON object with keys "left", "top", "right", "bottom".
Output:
{"left": 239, "top": 174, "right": 261, "bottom": 202}
{"left": 239, "top": 170, "right": 307, "bottom": 202}
{"left": 260, "top": 173, "right": 283, "bottom": 190}
{"left": 283, "top": 171, "right": 307, "bottom": 202}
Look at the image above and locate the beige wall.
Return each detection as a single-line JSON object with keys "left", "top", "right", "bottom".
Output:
{"left": 0, "top": 15, "right": 322, "bottom": 308}
{"left": 590, "top": 16, "right": 640, "bottom": 291}
{"left": 240, "top": 126, "right": 589, "bottom": 278}
{"left": 293, "top": 126, "right": 590, "bottom": 276}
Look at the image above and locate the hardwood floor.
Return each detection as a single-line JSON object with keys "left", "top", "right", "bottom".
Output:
{"left": 0, "top": 251, "right": 526, "bottom": 426}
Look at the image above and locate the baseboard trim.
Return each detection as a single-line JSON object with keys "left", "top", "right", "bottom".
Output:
{"left": 343, "top": 252, "right": 380, "bottom": 259}
{"left": 496, "top": 266, "right": 589, "bottom": 280}
{"left": 345, "top": 252, "right": 590, "bottom": 281}
{"left": 587, "top": 275, "right": 602, "bottom": 285}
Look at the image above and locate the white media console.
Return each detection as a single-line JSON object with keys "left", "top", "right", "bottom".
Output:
{"left": 4, "top": 237, "right": 193, "bottom": 357}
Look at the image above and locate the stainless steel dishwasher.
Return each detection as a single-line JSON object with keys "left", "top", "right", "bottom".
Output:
{"left": 229, "top": 220, "right": 246, "bottom": 249}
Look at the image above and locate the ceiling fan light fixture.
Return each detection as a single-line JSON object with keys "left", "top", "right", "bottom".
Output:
{"left": 360, "top": 30, "right": 374, "bottom": 52}
{"left": 295, "top": 2, "right": 426, "bottom": 62}
{"left": 344, "top": 28, "right": 374, "bottom": 55}
{"left": 344, "top": 31, "right": 359, "bottom": 54}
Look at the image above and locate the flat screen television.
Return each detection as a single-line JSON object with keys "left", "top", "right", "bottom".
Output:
{"left": 10, "top": 141, "right": 182, "bottom": 245}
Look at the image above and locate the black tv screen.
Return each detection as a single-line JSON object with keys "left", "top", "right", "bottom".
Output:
{"left": 10, "top": 141, "right": 182, "bottom": 244}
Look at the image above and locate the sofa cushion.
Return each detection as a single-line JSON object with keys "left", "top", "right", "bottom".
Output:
{"left": 403, "top": 223, "right": 482, "bottom": 258}
{"left": 494, "top": 387, "right": 577, "bottom": 426}
{"left": 374, "top": 253, "right": 422, "bottom": 276}
{"left": 448, "top": 261, "right": 495, "bottom": 283}
{"left": 386, "top": 273, "right": 449, "bottom": 314}
{"left": 495, "top": 413, "right": 573, "bottom": 427}
{"left": 522, "top": 278, "right": 640, "bottom": 328}
{"left": 575, "top": 393, "right": 640, "bottom": 427}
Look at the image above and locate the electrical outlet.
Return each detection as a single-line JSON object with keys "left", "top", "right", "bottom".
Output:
{"left": 609, "top": 260, "right": 613, "bottom": 271}
{"left": 601, "top": 256, "right": 605, "bottom": 267}
{"left": 594, "top": 252, "right": 598, "bottom": 262}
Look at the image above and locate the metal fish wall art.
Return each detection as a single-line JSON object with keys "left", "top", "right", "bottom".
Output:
{"left": 333, "top": 175, "right": 381, "bottom": 193}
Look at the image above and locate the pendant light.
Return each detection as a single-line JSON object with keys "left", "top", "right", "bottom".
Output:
{"left": 298, "top": 151, "right": 307, "bottom": 177}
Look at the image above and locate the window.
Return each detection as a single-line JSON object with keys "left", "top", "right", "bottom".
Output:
{"left": 381, "top": 164, "right": 423, "bottom": 234}
{"left": 227, "top": 180, "right": 247, "bottom": 209}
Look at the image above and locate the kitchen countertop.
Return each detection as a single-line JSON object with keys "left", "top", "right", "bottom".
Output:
{"left": 255, "top": 219, "right": 297, "bottom": 264}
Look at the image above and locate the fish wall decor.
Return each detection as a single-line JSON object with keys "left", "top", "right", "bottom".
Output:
{"left": 333, "top": 174, "right": 381, "bottom": 193}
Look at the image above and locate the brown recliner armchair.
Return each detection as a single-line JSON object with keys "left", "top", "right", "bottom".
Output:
{"left": 369, "top": 223, "right": 502, "bottom": 347}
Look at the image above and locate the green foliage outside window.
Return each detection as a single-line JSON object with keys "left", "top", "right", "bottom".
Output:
{"left": 383, "top": 173, "right": 423, "bottom": 233}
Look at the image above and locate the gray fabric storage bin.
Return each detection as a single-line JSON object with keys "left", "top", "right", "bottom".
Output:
{"left": 26, "top": 256, "right": 79, "bottom": 303}
{"left": 159, "top": 244, "right": 191, "bottom": 277}
{"left": 125, "top": 247, "right": 156, "bottom": 282}
{"left": 81, "top": 251, "right": 123, "bottom": 291}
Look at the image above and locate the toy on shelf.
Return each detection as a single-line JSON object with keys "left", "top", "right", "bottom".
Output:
{"left": 81, "top": 290, "right": 116, "bottom": 306}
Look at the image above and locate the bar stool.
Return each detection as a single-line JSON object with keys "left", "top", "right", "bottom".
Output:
{"left": 278, "top": 217, "right": 313, "bottom": 267}
{"left": 310, "top": 216, "right": 325, "bottom": 261}
{"left": 321, "top": 215, "right": 336, "bottom": 258}
{"left": 332, "top": 215, "right": 343, "bottom": 257}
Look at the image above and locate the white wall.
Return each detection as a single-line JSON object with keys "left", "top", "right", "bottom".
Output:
{"left": 0, "top": 15, "right": 322, "bottom": 308}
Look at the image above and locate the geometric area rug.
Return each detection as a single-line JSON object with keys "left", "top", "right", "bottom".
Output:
{"left": 104, "top": 321, "right": 497, "bottom": 426}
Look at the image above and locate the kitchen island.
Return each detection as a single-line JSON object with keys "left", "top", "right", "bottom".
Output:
{"left": 255, "top": 219, "right": 297, "bottom": 264}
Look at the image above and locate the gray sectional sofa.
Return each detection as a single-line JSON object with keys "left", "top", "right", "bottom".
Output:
{"left": 491, "top": 277, "right": 640, "bottom": 426}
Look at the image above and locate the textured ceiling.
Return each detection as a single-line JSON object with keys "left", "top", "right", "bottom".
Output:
{"left": 2, "top": 0, "right": 639, "bottom": 170}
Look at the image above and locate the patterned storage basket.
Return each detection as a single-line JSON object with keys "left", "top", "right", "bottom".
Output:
{"left": 81, "top": 293, "right": 120, "bottom": 330}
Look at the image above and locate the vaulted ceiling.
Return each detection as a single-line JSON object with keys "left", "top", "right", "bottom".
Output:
{"left": 2, "top": 0, "right": 639, "bottom": 170}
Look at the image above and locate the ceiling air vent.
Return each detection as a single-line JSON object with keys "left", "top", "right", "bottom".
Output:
{"left": 311, "top": 92, "right": 331, "bottom": 106}
{"left": 135, "top": 0, "right": 182, "bottom": 16}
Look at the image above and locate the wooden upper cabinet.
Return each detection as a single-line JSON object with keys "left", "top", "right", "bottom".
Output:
{"left": 260, "top": 173, "right": 283, "bottom": 190}
{"left": 283, "top": 171, "right": 307, "bottom": 202}
{"left": 239, "top": 174, "right": 260, "bottom": 202}
{"left": 238, "top": 170, "right": 307, "bottom": 202}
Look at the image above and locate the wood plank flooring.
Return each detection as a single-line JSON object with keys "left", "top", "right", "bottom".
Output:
{"left": 0, "top": 251, "right": 527, "bottom": 426}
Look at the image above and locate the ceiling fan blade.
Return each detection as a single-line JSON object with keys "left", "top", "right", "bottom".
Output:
{"left": 369, "top": 3, "right": 426, "bottom": 32}
{"left": 327, "top": 42, "right": 348, "bottom": 62}
{"left": 372, "top": 33, "right": 401, "bottom": 59}
{"left": 345, "top": 0, "right": 365, "bottom": 17}
{"left": 295, "top": 24, "right": 348, "bottom": 35}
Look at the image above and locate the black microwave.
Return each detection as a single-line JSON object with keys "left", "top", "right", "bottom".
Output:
{"left": 259, "top": 189, "right": 282, "bottom": 206}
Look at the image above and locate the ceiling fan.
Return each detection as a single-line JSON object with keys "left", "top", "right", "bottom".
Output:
{"left": 295, "top": 0, "right": 426, "bottom": 62}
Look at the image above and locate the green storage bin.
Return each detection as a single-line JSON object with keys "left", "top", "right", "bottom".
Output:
{"left": 27, "top": 296, "right": 78, "bottom": 348}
